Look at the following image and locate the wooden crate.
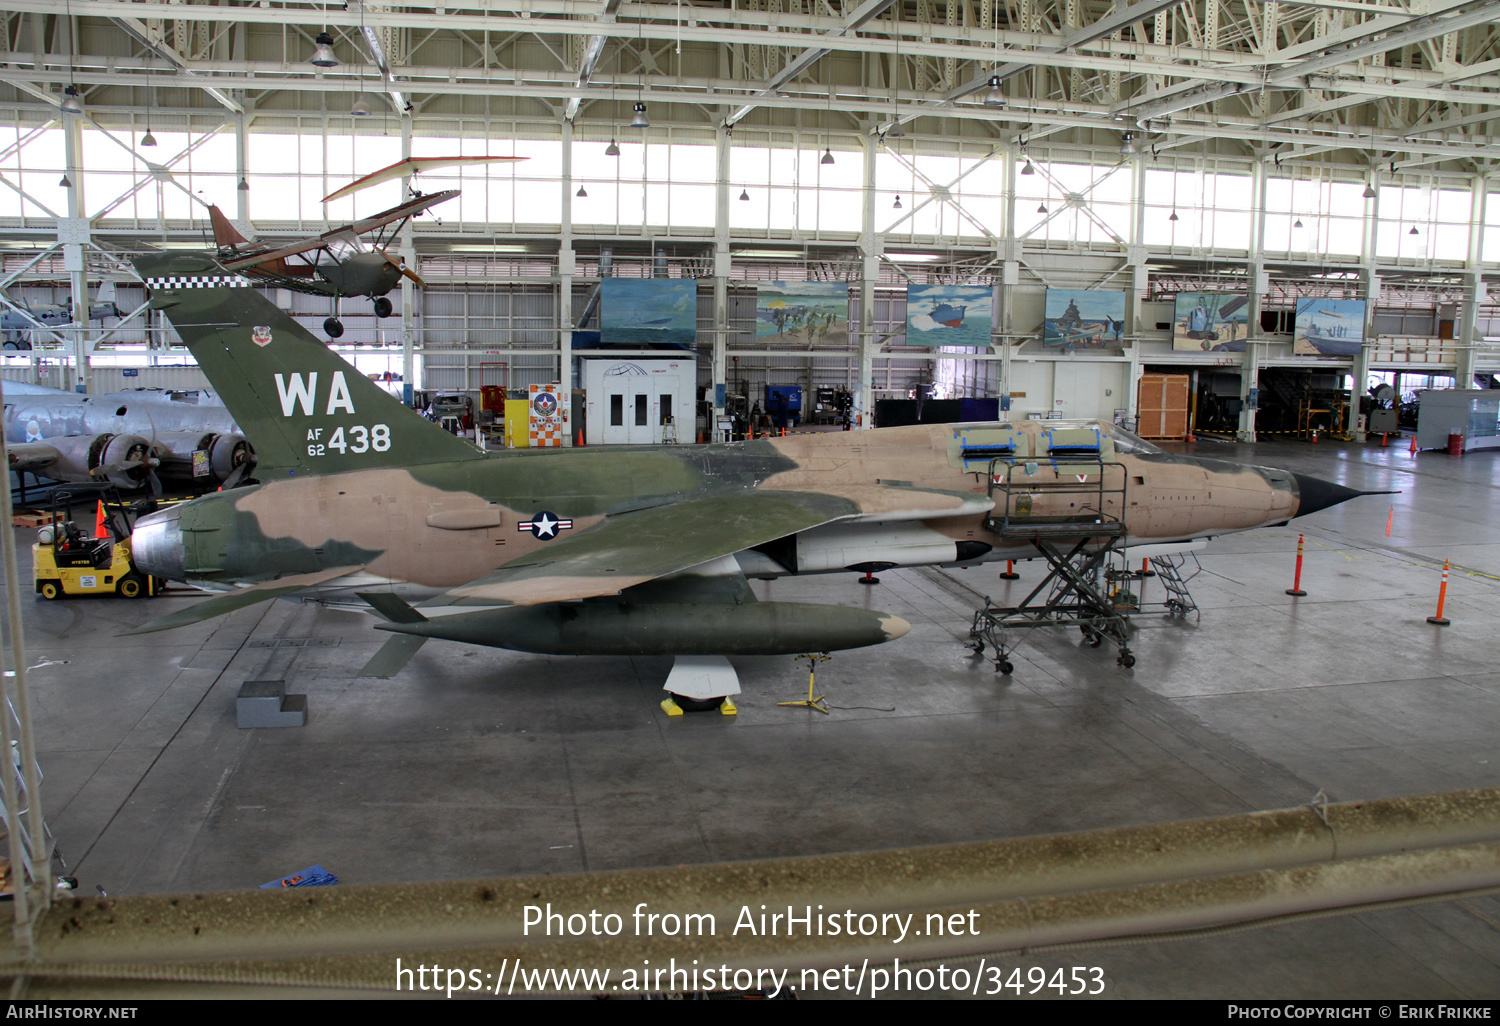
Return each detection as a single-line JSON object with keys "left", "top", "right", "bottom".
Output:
{"left": 11, "top": 511, "right": 60, "bottom": 528}
{"left": 1136, "top": 374, "right": 1190, "bottom": 440}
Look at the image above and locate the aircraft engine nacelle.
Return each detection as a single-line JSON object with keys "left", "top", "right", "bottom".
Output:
{"left": 41, "top": 432, "right": 154, "bottom": 490}
{"left": 381, "top": 601, "right": 911, "bottom": 657}
{"left": 740, "top": 522, "right": 994, "bottom": 576}
{"left": 152, "top": 431, "right": 255, "bottom": 484}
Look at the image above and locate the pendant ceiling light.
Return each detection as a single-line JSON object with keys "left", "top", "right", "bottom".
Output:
{"left": 59, "top": 1, "right": 83, "bottom": 116}
{"left": 630, "top": 24, "right": 649, "bottom": 129}
{"left": 1293, "top": 218, "right": 1304, "bottom": 228}
{"left": 1168, "top": 210, "right": 1179, "bottom": 222}
{"left": 351, "top": 93, "right": 375, "bottom": 116}
{"left": 821, "top": 148, "right": 835, "bottom": 166}
{"left": 1363, "top": 183, "right": 1377, "bottom": 199}
{"left": 576, "top": 184, "right": 588, "bottom": 198}
{"left": 893, "top": 194, "right": 903, "bottom": 209}
{"left": 1020, "top": 160, "right": 1035, "bottom": 175}
{"left": 983, "top": 76, "right": 1004, "bottom": 108}
{"left": 1037, "top": 203, "right": 1048, "bottom": 214}
{"left": 605, "top": 138, "right": 620, "bottom": 156}
{"left": 140, "top": 54, "right": 157, "bottom": 146}
{"left": 310, "top": 31, "right": 338, "bottom": 68}
{"left": 1119, "top": 132, "right": 1137, "bottom": 157}
{"left": 739, "top": 189, "right": 749, "bottom": 202}
{"left": 1409, "top": 225, "right": 1419, "bottom": 235}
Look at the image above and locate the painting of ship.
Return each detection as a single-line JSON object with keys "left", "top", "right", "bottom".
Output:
{"left": 600, "top": 278, "right": 698, "bottom": 347}
{"left": 930, "top": 303, "right": 967, "bottom": 327}
{"left": 1293, "top": 298, "right": 1365, "bottom": 356}
{"left": 1042, "top": 289, "right": 1126, "bottom": 350}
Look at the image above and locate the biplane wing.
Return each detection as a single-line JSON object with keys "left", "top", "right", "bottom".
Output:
{"left": 321, "top": 156, "right": 525, "bottom": 203}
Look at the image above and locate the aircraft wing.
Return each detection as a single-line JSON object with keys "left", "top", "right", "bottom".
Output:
{"left": 120, "top": 565, "right": 368, "bottom": 635}
{"left": 6, "top": 442, "right": 61, "bottom": 473}
{"left": 439, "top": 490, "right": 856, "bottom": 607}
{"left": 322, "top": 158, "right": 525, "bottom": 203}
{"left": 433, "top": 484, "right": 991, "bottom": 608}
{"left": 220, "top": 191, "right": 460, "bottom": 269}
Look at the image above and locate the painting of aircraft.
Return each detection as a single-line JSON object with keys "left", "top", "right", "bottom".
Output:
{"left": 1173, "top": 293, "right": 1249, "bottom": 352}
{"left": 204, "top": 190, "right": 456, "bottom": 338}
{"left": 1294, "top": 298, "right": 1366, "bottom": 356}
{"left": 1043, "top": 290, "right": 1126, "bottom": 350}
{"left": 120, "top": 252, "right": 1375, "bottom": 707}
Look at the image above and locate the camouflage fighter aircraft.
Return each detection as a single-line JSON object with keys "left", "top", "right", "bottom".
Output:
{"left": 122, "top": 252, "right": 1373, "bottom": 706}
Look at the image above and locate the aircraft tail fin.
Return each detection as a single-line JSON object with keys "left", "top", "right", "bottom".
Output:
{"left": 207, "top": 205, "right": 249, "bottom": 248}
{"left": 132, "top": 251, "right": 486, "bottom": 479}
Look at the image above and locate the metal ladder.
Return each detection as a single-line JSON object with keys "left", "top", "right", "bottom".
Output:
{"left": 1149, "top": 552, "right": 1202, "bottom": 622}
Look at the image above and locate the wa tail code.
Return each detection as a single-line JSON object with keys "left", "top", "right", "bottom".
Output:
{"left": 274, "top": 371, "right": 357, "bottom": 417}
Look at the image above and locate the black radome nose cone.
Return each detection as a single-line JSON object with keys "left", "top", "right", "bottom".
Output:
{"left": 1291, "top": 473, "right": 1365, "bottom": 518}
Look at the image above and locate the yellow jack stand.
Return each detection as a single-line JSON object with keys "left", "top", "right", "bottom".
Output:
{"left": 778, "top": 653, "right": 831, "bottom": 714}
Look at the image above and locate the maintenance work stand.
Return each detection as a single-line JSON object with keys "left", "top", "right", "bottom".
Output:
{"left": 961, "top": 425, "right": 1204, "bottom": 674}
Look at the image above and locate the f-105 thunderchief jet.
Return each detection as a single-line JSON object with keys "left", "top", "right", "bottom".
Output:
{"left": 122, "top": 252, "right": 1375, "bottom": 710}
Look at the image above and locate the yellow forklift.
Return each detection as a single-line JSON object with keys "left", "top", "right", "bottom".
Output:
{"left": 32, "top": 488, "right": 163, "bottom": 600}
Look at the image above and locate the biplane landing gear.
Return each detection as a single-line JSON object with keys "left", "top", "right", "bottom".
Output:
{"left": 372, "top": 296, "right": 393, "bottom": 319}
{"left": 323, "top": 317, "right": 344, "bottom": 339}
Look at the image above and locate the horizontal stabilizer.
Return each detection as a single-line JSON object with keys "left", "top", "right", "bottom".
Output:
{"left": 357, "top": 591, "right": 428, "bottom": 624}
{"left": 358, "top": 633, "right": 429, "bottom": 678}
{"left": 120, "top": 565, "right": 365, "bottom": 635}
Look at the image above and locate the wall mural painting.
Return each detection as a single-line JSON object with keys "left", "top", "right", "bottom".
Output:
{"left": 1043, "top": 290, "right": 1125, "bottom": 350}
{"left": 601, "top": 278, "right": 698, "bottom": 347}
{"left": 904, "top": 285, "right": 996, "bottom": 348}
{"left": 1294, "top": 297, "right": 1366, "bottom": 356}
{"left": 1173, "top": 293, "right": 1250, "bottom": 353}
{"left": 755, "top": 281, "right": 850, "bottom": 346}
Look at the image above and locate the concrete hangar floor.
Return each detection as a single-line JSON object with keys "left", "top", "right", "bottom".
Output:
{"left": 9, "top": 436, "right": 1500, "bottom": 999}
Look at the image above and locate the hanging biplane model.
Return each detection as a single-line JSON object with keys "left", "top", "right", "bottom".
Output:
{"left": 204, "top": 190, "right": 455, "bottom": 338}
{"left": 120, "top": 251, "right": 1383, "bottom": 713}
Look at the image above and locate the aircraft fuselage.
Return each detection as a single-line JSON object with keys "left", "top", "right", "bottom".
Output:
{"left": 129, "top": 421, "right": 1329, "bottom": 600}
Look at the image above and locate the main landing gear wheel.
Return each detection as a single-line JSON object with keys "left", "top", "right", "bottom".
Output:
{"left": 324, "top": 317, "right": 344, "bottom": 339}
{"left": 669, "top": 693, "right": 724, "bottom": 713}
{"left": 373, "top": 296, "right": 393, "bottom": 319}
{"left": 38, "top": 581, "right": 60, "bottom": 601}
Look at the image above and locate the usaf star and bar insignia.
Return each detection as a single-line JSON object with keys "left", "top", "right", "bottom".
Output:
{"left": 518, "top": 511, "right": 573, "bottom": 540}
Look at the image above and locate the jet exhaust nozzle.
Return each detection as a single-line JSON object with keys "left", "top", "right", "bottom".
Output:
{"left": 130, "top": 505, "right": 185, "bottom": 581}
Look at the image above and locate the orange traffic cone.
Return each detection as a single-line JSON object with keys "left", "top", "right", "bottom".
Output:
{"left": 1410, "top": 435, "right": 1418, "bottom": 456}
{"left": 575, "top": 430, "right": 584, "bottom": 447}
{"left": 95, "top": 500, "right": 106, "bottom": 539}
